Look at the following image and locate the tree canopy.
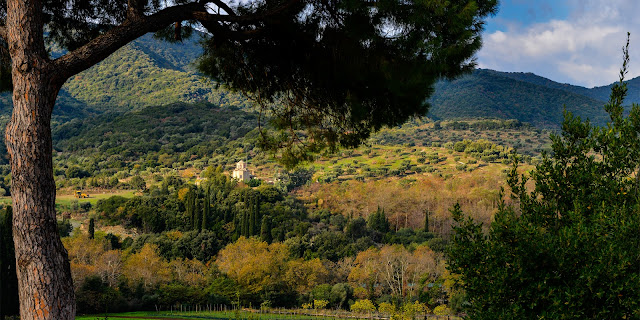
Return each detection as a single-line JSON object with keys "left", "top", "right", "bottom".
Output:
{"left": 449, "top": 37, "right": 640, "bottom": 319}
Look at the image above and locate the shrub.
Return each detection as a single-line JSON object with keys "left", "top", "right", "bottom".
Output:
{"left": 350, "top": 299, "right": 376, "bottom": 313}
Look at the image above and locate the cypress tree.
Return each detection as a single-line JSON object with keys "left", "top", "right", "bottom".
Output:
{"left": 248, "top": 205, "right": 255, "bottom": 236}
{"left": 203, "top": 186, "right": 211, "bottom": 230}
{"left": 242, "top": 211, "right": 249, "bottom": 237}
{"left": 253, "top": 198, "right": 260, "bottom": 236}
{"left": 368, "top": 207, "right": 389, "bottom": 233}
{"left": 88, "top": 218, "right": 95, "bottom": 239}
{"left": 277, "top": 228, "right": 285, "bottom": 242}
{"left": 424, "top": 209, "right": 430, "bottom": 233}
{"left": 261, "top": 216, "right": 272, "bottom": 243}
{"left": 185, "top": 191, "right": 195, "bottom": 230}
{"left": 195, "top": 199, "right": 202, "bottom": 231}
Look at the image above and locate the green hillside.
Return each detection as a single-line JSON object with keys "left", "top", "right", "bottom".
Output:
{"left": 52, "top": 102, "right": 262, "bottom": 172}
{"left": 428, "top": 69, "right": 610, "bottom": 128}
{"left": 0, "top": 34, "right": 630, "bottom": 132}
{"left": 486, "top": 69, "right": 640, "bottom": 106}
{"left": 62, "top": 35, "right": 251, "bottom": 112}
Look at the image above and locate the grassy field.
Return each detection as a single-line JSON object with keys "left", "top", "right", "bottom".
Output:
{"left": 0, "top": 190, "right": 137, "bottom": 206}
{"left": 76, "top": 310, "right": 460, "bottom": 320}
{"left": 56, "top": 189, "right": 137, "bottom": 207}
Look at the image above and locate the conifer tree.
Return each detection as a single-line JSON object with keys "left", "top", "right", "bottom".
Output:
{"left": 424, "top": 209, "right": 430, "bottom": 233}
{"left": 203, "top": 185, "right": 210, "bottom": 230}
{"left": 261, "top": 215, "right": 273, "bottom": 244}
{"left": 194, "top": 199, "right": 202, "bottom": 231}
{"left": 88, "top": 218, "right": 95, "bottom": 239}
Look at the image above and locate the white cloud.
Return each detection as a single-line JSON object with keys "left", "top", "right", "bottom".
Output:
{"left": 478, "top": 0, "right": 640, "bottom": 87}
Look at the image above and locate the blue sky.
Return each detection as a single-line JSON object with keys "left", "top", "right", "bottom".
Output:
{"left": 477, "top": 0, "right": 640, "bottom": 87}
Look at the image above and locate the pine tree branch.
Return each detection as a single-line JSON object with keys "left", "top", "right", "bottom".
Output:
{"left": 51, "top": 0, "right": 299, "bottom": 85}
{"left": 51, "top": 2, "right": 204, "bottom": 85}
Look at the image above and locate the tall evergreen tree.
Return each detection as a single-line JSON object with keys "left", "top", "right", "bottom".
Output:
{"left": 260, "top": 215, "right": 272, "bottom": 244}
{"left": 424, "top": 209, "right": 430, "bottom": 233}
{"left": 248, "top": 204, "right": 255, "bottom": 236}
{"left": 203, "top": 185, "right": 211, "bottom": 230}
{"left": 88, "top": 218, "right": 95, "bottom": 239}
{"left": 0, "top": 0, "right": 497, "bottom": 317}
{"left": 368, "top": 207, "right": 390, "bottom": 233}
{"left": 194, "top": 199, "right": 202, "bottom": 231}
{"left": 242, "top": 211, "right": 250, "bottom": 237}
{"left": 185, "top": 190, "right": 197, "bottom": 230}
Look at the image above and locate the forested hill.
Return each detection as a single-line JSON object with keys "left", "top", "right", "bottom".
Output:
{"left": 0, "top": 33, "right": 251, "bottom": 119}
{"left": 0, "top": 33, "right": 637, "bottom": 129}
{"left": 61, "top": 33, "right": 251, "bottom": 112}
{"left": 496, "top": 70, "right": 640, "bottom": 105}
{"left": 428, "top": 69, "right": 611, "bottom": 128}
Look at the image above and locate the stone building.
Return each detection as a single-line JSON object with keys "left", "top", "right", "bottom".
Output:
{"left": 232, "top": 160, "right": 252, "bottom": 182}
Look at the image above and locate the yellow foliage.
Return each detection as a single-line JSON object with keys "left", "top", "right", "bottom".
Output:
{"left": 432, "top": 305, "right": 452, "bottom": 316}
{"left": 177, "top": 187, "right": 191, "bottom": 201}
{"left": 165, "top": 230, "right": 184, "bottom": 241}
{"left": 285, "top": 258, "right": 328, "bottom": 294}
{"left": 123, "top": 243, "right": 170, "bottom": 289}
{"left": 403, "top": 301, "right": 429, "bottom": 315}
{"left": 378, "top": 302, "right": 396, "bottom": 314}
{"left": 350, "top": 299, "right": 376, "bottom": 313}
{"left": 181, "top": 168, "right": 196, "bottom": 179}
{"left": 216, "top": 237, "right": 289, "bottom": 293}
{"left": 313, "top": 300, "right": 329, "bottom": 309}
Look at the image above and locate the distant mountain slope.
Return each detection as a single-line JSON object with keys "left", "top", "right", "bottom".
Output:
{"left": 0, "top": 88, "right": 96, "bottom": 120}
{"left": 428, "top": 69, "right": 610, "bottom": 128}
{"left": 589, "top": 77, "right": 640, "bottom": 105}
{"left": 52, "top": 102, "right": 259, "bottom": 160}
{"left": 488, "top": 69, "right": 640, "bottom": 106}
{"left": 2, "top": 31, "right": 636, "bottom": 130}
{"left": 62, "top": 34, "right": 251, "bottom": 112}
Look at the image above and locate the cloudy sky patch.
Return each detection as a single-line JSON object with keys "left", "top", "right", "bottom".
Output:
{"left": 478, "top": 0, "right": 640, "bottom": 87}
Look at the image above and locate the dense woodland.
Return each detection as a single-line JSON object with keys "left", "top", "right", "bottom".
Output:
{"left": 0, "top": 100, "right": 546, "bottom": 317}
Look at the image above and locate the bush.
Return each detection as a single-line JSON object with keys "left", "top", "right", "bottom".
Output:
{"left": 378, "top": 302, "right": 396, "bottom": 314}
{"left": 432, "top": 305, "right": 451, "bottom": 316}
{"left": 350, "top": 299, "right": 376, "bottom": 313}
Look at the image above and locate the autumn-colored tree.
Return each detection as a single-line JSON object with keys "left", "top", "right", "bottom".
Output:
{"left": 348, "top": 248, "right": 381, "bottom": 299}
{"left": 285, "top": 258, "right": 328, "bottom": 294}
{"left": 216, "top": 237, "right": 289, "bottom": 293}
{"left": 95, "top": 250, "right": 122, "bottom": 288}
{"left": 169, "top": 258, "right": 209, "bottom": 287}
{"left": 122, "top": 243, "right": 170, "bottom": 290}
{"left": 349, "top": 245, "right": 442, "bottom": 301}
{"left": 350, "top": 299, "right": 376, "bottom": 313}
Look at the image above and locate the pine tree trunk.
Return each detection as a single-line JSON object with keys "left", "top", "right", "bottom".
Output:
{"left": 5, "top": 0, "right": 75, "bottom": 319}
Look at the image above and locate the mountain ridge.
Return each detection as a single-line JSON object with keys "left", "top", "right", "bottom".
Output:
{"left": 0, "top": 34, "right": 636, "bottom": 129}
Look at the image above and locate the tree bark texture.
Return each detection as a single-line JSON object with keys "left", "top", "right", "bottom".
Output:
{"left": 5, "top": 0, "right": 75, "bottom": 319}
